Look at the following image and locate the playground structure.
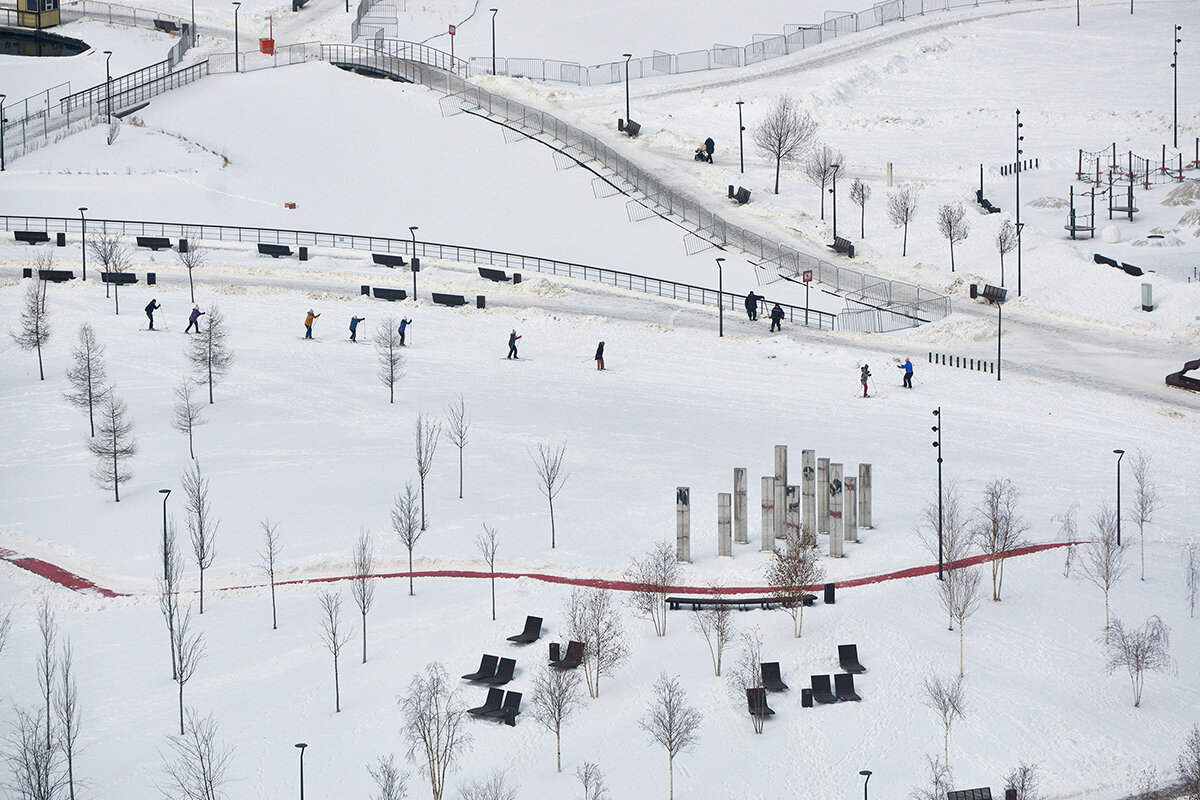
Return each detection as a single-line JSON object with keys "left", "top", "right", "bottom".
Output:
{"left": 1077, "top": 138, "right": 1200, "bottom": 188}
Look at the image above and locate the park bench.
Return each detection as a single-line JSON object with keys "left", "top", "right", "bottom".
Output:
{"left": 38, "top": 269, "right": 76, "bottom": 282}
{"left": 462, "top": 655, "right": 499, "bottom": 682}
{"left": 828, "top": 236, "right": 855, "bottom": 258}
{"left": 968, "top": 283, "right": 1006, "bottom": 303}
{"left": 666, "top": 594, "right": 814, "bottom": 611}
{"left": 1120, "top": 262, "right": 1144, "bottom": 277}
{"left": 947, "top": 788, "right": 993, "bottom": 800}
{"left": 292, "top": 0, "right": 311, "bottom": 9}
{"left": 1166, "top": 358, "right": 1200, "bottom": 392}
{"left": 136, "top": 236, "right": 172, "bottom": 251}
{"left": 975, "top": 189, "right": 1001, "bottom": 214}
{"left": 372, "top": 287, "right": 408, "bottom": 302}
{"left": 617, "top": 118, "right": 640, "bottom": 137}
{"left": 257, "top": 243, "right": 294, "bottom": 258}
{"left": 431, "top": 292, "right": 467, "bottom": 307}
{"left": 15, "top": 231, "right": 50, "bottom": 245}
{"left": 1093, "top": 253, "right": 1120, "bottom": 268}
{"left": 153, "top": 18, "right": 179, "bottom": 33}
{"left": 727, "top": 185, "right": 751, "bottom": 204}
{"left": 372, "top": 253, "right": 407, "bottom": 269}
{"left": 478, "top": 267, "right": 512, "bottom": 282}
{"left": 746, "top": 688, "right": 775, "bottom": 719}
{"left": 101, "top": 271, "right": 138, "bottom": 285}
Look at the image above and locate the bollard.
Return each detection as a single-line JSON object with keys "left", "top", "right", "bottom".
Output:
{"left": 774, "top": 446, "right": 788, "bottom": 540}
{"left": 829, "top": 464, "right": 844, "bottom": 552}
{"left": 785, "top": 485, "right": 800, "bottom": 541}
{"left": 717, "top": 493, "right": 732, "bottom": 557}
{"left": 761, "top": 477, "right": 775, "bottom": 552}
{"left": 858, "top": 464, "right": 872, "bottom": 529}
{"left": 1141, "top": 283, "right": 1153, "bottom": 312}
{"left": 844, "top": 476, "right": 858, "bottom": 543}
{"left": 733, "top": 468, "right": 748, "bottom": 544}
{"left": 676, "top": 487, "right": 691, "bottom": 563}
{"left": 802, "top": 449, "right": 816, "bottom": 544}
{"left": 817, "top": 458, "right": 830, "bottom": 535}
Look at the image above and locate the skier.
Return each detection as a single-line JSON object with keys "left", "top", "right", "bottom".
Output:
{"left": 398, "top": 317, "right": 411, "bottom": 346}
{"left": 349, "top": 316, "right": 366, "bottom": 343}
{"left": 860, "top": 364, "right": 871, "bottom": 398}
{"left": 145, "top": 298, "right": 161, "bottom": 330}
{"left": 185, "top": 305, "right": 204, "bottom": 334}
{"left": 595, "top": 341, "right": 605, "bottom": 370}
{"left": 507, "top": 329, "right": 521, "bottom": 359}
{"left": 304, "top": 309, "right": 320, "bottom": 339}
{"left": 898, "top": 357, "right": 913, "bottom": 389}
{"left": 744, "top": 292, "right": 759, "bottom": 321}
{"left": 704, "top": 137, "right": 715, "bottom": 163}
{"left": 769, "top": 303, "right": 784, "bottom": 332}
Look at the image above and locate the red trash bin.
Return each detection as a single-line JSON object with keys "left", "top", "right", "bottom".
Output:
{"left": 259, "top": 37, "right": 274, "bottom": 55}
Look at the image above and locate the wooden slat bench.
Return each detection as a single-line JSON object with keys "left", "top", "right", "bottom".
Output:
{"left": 257, "top": 243, "right": 294, "bottom": 258}
{"left": 432, "top": 293, "right": 468, "bottom": 307}
{"left": 372, "top": 253, "right": 407, "bottom": 268}
{"left": 136, "top": 236, "right": 172, "bottom": 251}
{"left": 101, "top": 271, "right": 138, "bottom": 285}
{"left": 828, "top": 236, "right": 855, "bottom": 258}
{"left": 38, "top": 269, "right": 76, "bottom": 282}
{"left": 15, "top": 231, "right": 50, "bottom": 245}
{"left": 372, "top": 287, "right": 408, "bottom": 302}
{"left": 666, "top": 594, "right": 815, "bottom": 611}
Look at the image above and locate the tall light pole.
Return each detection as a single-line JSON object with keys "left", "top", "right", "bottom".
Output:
{"left": 715, "top": 256, "right": 725, "bottom": 337}
{"left": 79, "top": 207, "right": 88, "bottom": 281}
{"left": 932, "top": 408, "right": 944, "bottom": 580}
{"left": 158, "top": 488, "right": 171, "bottom": 581}
{"left": 295, "top": 743, "right": 307, "bottom": 800}
{"left": 232, "top": 2, "right": 241, "bottom": 73}
{"left": 408, "top": 226, "right": 419, "bottom": 300}
{"left": 488, "top": 8, "right": 498, "bottom": 75}
{"left": 1173, "top": 26, "right": 1182, "bottom": 148}
{"left": 0, "top": 93, "right": 6, "bottom": 172}
{"left": 103, "top": 51, "right": 113, "bottom": 124}
{"left": 1113, "top": 449, "right": 1125, "bottom": 546}
{"left": 829, "top": 164, "right": 841, "bottom": 239}
{"left": 860, "top": 770, "right": 873, "bottom": 800}
{"left": 1015, "top": 109, "right": 1024, "bottom": 297}
{"left": 190, "top": 0, "right": 196, "bottom": 42}
{"left": 996, "top": 300, "right": 1002, "bottom": 381}
{"left": 623, "top": 53, "right": 632, "bottom": 124}
{"left": 735, "top": 100, "right": 745, "bottom": 174}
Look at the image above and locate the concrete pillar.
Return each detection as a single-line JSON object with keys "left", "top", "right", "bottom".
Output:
{"left": 761, "top": 477, "right": 775, "bottom": 552}
{"left": 858, "top": 463, "right": 872, "bottom": 529}
{"left": 817, "top": 458, "right": 830, "bottom": 534}
{"left": 802, "top": 449, "right": 816, "bottom": 545}
{"left": 676, "top": 486, "right": 691, "bottom": 563}
{"left": 829, "top": 464, "right": 844, "bottom": 558}
{"left": 785, "top": 485, "right": 800, "bottom": 541}
{"left": 718, "top": 493, "right": 732, "bottom": 557}
{"left": 844, "top": 475, "right": 858, "bottom": 544}
{"left": 733, "top": 468, "right": 748, "bottom": 544}
{"left": 774, "top": 445, "right": 788, "bottom": 540}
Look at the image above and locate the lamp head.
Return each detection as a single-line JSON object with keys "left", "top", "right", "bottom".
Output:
{"left": 1114, "top": 448, "right": 1125, "bottom": 456}
{"left": 489, "top": 7, "right": 497, "bottom": 13}
{"left": 409, "top": 226, "right": 418, "bottom": 232}
{"left": 295, "top": 742, "right": 307, "bottom": 749}
{"left": 715, "top": 257, "right": 725, "bottom": 264}
{"left": 932, "top": 408, "right": 939, "bottom": 416}
{"left": 736, "top": 99, "right": 744, "bottom": 105}
{"left": 79, "top": 207, "right": 88, "bottom": 213}
{"left": 860, "top": 770, "right": 873, "bottom": 777}
{"left": 159, "top": 488, "right": 171, "bottom": 496}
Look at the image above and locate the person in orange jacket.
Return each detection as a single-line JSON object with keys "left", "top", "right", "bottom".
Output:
{"left": 304, "top": 309, "right": 320, "bottom": 339}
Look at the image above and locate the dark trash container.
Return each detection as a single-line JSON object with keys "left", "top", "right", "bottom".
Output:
{"left": 411, "top": 256, "right": 420, "bottom": 271}
{"left": 513, "top": 272, "right": 521, "bottom": 284}
{"left": 801, "top": 688, "right": 813, "bottom": 708}
{"left": 179, "top": 238, "right": 189, "bottom": 253}
{"left": 477, "top": 295, "right": 486, "bottom": 309}
{"left": 147, "top": 272, "right": 156, "bottom": 285}
{"left": 56, "top": 232, "right": 66, "bottom": 247}
{"left": 824, "top": 582, "right": 836, "bottom": 604}
{"left": 23, "top": 268, "right": 32, "bottom": 278}
{"left": 361, "top": 285, "right": 370, "bottom": 296}
{"left": 299, "top": 246, "right": 308, "bottom": 261}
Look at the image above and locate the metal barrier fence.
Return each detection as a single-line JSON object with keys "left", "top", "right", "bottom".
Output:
{"left": 350, "top": 0, "right": 404, "bottom": 42}
{"left": 60, "top": 60, "right": 172, "bottom": 114}
{"left": 60, "top": 0, "right": 185, "bottom": 28}
{"left": 0, "top": 214, "right": 837, "bottom": 330}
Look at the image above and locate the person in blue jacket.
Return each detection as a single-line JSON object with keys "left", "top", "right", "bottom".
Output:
{"left": 898, "top": 357, "right": 913, "bottom": 388}
{"left": 349, "top": 316, "right": 366, "bottom": 342}
{"left": 769, "top": 303, "right": 784, "bottom": 332}
{"left": 398, "top": 317, "right": 411, "bottom": 346}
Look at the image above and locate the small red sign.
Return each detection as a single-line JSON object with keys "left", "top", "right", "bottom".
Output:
{"left": 802, "top": 270, "right": 813, "bottom": 283}
{"left": 448, "top": 24, "right": 456, "bottom": 34}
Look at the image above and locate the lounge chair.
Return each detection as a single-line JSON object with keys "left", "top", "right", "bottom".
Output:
{"left": 507, "top": 615, "right": 543, "bottom": 644}
{"left": 551, "top": 640, "right": 584, "bottom": 670}
{"left": 746, "top": 687, "right": 775, "bottom": 717}
{"left": 466, "top": 687, "right": 504, "bottom": 717}
{"left": 838, "top": 644, "right": 866, "bottom": 674}
{"left": 834, "top": 672, "right": 861, "bottom": 702}
{"left": 481, "top": 657, "right": 516, "bottom": 686}
{"left": 490, "top": 691, "right": 523, "bottom": 726}
{"left": 810, "top": 674, "right": 839, "bottom": 704}
{"left": 761, "top": 662, "right": 789, "bottom": 691}
{"left": 461, "top": 654, "right": 499, "bottom": 681}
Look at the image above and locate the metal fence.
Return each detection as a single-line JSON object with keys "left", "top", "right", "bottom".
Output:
{"left": 350, "top": 0, "right": 404, "bottom": 42}
{"left": 0, "top": 214, "right": 837, "bottom": 330}
{"left": 60, "top": 0, "right": 185, "bottom": 29}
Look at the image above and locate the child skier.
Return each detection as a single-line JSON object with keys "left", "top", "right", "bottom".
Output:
{"left": 860, "top": 364, "right": 871, "bottom": 398}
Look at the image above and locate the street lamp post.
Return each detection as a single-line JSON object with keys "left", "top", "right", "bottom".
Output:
{"left": 158, "top": 488, "right": 171, "bottom": 581}
{"left": 932, "top": 408, "right": 944, "bottom": 580}
{"left": 829, "top": 164, "right": 841, "bottom": 239}
{"left": 408, "top": 226, "right": 419, "bottom": 300}
{"left": 232, "top": 2, "right": 241, "bottom": 73}
{"left": 715, "top": 257, "right": 725, "bottom": 338}
{"left": 1113, "top": 449, "right": 1125, "bottom": 546}
{"left": 191, "top": 0, "right": 196, "bottom": 43}
{"left": 996, "top": 300, "right": 1002, "bottom": 381}
{"left": 0, "top": 93, "right": 6, "bottom": 172}
{"left": 79, "top": 207, "right": 88, "bottom": 281}
{"left": 860, "top": 770, "right": 873, "bottom": 800}
{"left": 103, "top": 51, "right": 113, "bottom": 124}
{"left": 1173, "top": 26, "right": 1182, "bottom": 149}
{"left": 1015, "top": 109, "right": 1025, "bottom": 297}
{"left": 489, "top": 8, "right": 498, "bottom": 75}
{"left": 295, "top": 743, "right": 307, "bottom": 800}
{"left": 735, "top": 100, "right": 745, "bottom": 174}
{"left": 623, "top": 53, "right": 633, "bottom": 124}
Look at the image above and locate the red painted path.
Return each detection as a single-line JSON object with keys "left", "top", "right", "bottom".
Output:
{"left": 0, "top": 542, "right": 1081, "bottom": 599}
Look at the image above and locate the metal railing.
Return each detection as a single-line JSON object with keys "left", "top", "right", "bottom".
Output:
{"left": 60, "top": 61, "right": 172, "bottom": 114}
{"left": 60, "top": 0, "right": 185, "bottom": 29}
{"left": 0, "top": 214, "right": 837, "bottom": 330}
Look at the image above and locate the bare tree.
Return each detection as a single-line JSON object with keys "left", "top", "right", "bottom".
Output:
{"left": 171, "top": 381, "right": 206, "bottom": 460}
{"left": 35, "top": 599, "right": 57, "bottom": 755}
{"left": 87, "top": 233, "right": 131, "bottom": 311}
{"left": 936, "top": 203, "right": 970, "bottom": 271}
{"left": 923, "top": 672, "right": 967, "bottom": 770}
{"left": 1103, "top": 615, "right": 1173, "bottom": 707}
{"left": 939, "top": 565, "right": 983, "bottom": 676}
{"left": 529, "top": 665, "right": 583, "bottom": 772}
{"left": 258, "top": 518, "right": 282, "bottom": 630}
{"left": 691, "top": 584, "right": 734, "bottom": 676}
{"left": 1180, "top": 725, "right": 1200, "bottom": 800}
{"left": 158, "top": 709, "right": 233, "bottom": 800}
{"left": 459, "top": 769, "right": 518, "bottom": 800}
{"left": 367, "top": 754, "right": 409, "bottom": 800}
{"left": 351, "top": 528, "right": 377, "bottom": 663}
{"left": 1005, "top": 762, "right": 1040, "bottom": 800}
{"left": 317, "top": 590, "right": 353, "bottom": 713}
{"left": 3, "top": 707, "right": 64, "bottom": 800}
{"left": 474, "top": 524, "right": 500, "bottom": 621}
{"left": 627, "top": 540, "right": 679, "bottom": 637}
{"left": 764, "top": 528, "right": 825, "bottom": 637}
{"left": 187, "top": 304, "right": 233, "bottom": 404}
{"left": 576, "top": 763, "right": 609, "bottom": 800}
{"left": 391, "top": 482, "right": 422, "bottom": 596}
{"left": 972, "top": 478, "right": 1029, "bottom": 601}
{"left": 995, "top": 218, "right": 1018, "bottom": 286}
{"left": 1132, "top": 764, "right": 1159, "bottom": 800}
{"left": 1187, "top": 544, "right": 1199, "bottom": 620}
{"left": 751, "top": 95, "right": 818, "bottom": 194}
{"left": 1129, "top": 450, "right": 1160, "bottom": 582}
{"left": 0, "top": 605, "right": 11, "bottom": 658}
{"left": 11, "top": 277, "right": 51, "bottom": 381}
{"left": 1055, "top": 502, "right": 1080, "bottom": 578}
{"left": 172, "top": 606, "right": 205, "bottom": 735}
{"left": 55, "top": 640, "right": 81, "bottom": 800}
{"left": 181, "top": 462, "right": 218, "bottom": 614}
{"left": 920, "top": 481, "right": 971, "bottom": 630}
{"left": 887, "top": 185, "right": 920, "bottom": 257}
{"left": 159, "top": 522, "right": 183, "bottom": 681}
{"left": 803, "top": 144, "right": 844, "bottom": 220}
{"left": 532, "top": 442, "right": 569, "bottom": 549}
{"left": 175, "top": 237, "right": 207, "bottom": 303}
{"left": 727, "top": 628, "right": 765, "bottom": 733}
{"left": 376, "top": 317, "right": 406, "bottom": 404}
{"left": 567, "top": 587, "right": 627, "bottom": 699}
{"left": 1079, "top": 504, "right": 1129, "bottom": 640}
{"left": 850, "top": 177, "right": 871, "bottom": 238}
{"left": 444, "top": 395, "right": 471, "bottom": 499}
{"left": 415, "top": 414, "right": 441, "bottom": 531}
{"left": 640, "top": 673, "right": 701, "bottom": 800}
{"left": 909, "top": 754, "right": 953, "bottom": 800}
{"left": 88, "top": 392, "right": 137, "bottom": 502}
{"left": 400, "top": 662, "right": 472, "bottom": 800}
{"left": 63, "top": 323, "right": 109, "bottom": 437}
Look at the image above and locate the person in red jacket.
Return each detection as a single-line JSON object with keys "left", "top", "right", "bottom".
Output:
{"left": 185, "top": 305, "right": 204, "bottom": 334}
{"left": 507, "top": 329, "right": 521, "bottom": 359}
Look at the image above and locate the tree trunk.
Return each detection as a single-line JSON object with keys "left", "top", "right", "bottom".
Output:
{"left": 188, "top": 269, "right": 194, "bottom": 303}
{"left": 361, "top": 612, "right": 367, "bottom": 663}
{"left": 774, "top": 158, "right": 781, "bottom": 194}
{"left": 420, "top": 480, "right": 426, "bottom": 530}
{"left": 669, "top": 754, "right": 675, "bottom": 800}
{"left": 87, "top": 392, "right": 95, "bottom": 438}
{"left": 207, "top": 355, "right": 214, "bottom": 404}
{"left": 819, "top": 185, "right": 826, "bottom": 220}
{"left": 490, "top": 574, "right": 496, "bottom": 621}
{"left": 408, "top": 550, "right": 414, "bottom": 596}
{"left": 860, "top": 206, "right": 865, "bottom": 238}
{"left": 112, "top": 448, "right": 120, "bottom": 502}
{"left": 950, "top": 240, "right": 956, "bottom": 271}
{"left": 1000, "top": 253, "right": 1005, "bottom": 286}
{"left": 549, "top": 497, "right": 556, "bottom": 549}
{"left": 199, "top": 568, "right": 205, "bottom": 614}
{"left": 1140, "top": 526, "right": 1145, "bottom": 581}
{"left": 179, "top": 680, "right": 185, "bottom": 735}
{"left": 902, "top": 224, "right": 909, "bottom": 257}
{"left": 270, "top": 578, "right": 277, "bottom": 629}
{"left": 188, "top": 426, "right": 195, "bottom": 460}
{"left": 959, "top": 623, "right": 965, "bottom": 677}
{"left": 334, "top": 657, "right": 341, "bottom": 712}
{"left": 36, "top": 340, "right": 45, "bottom": 380}
{"left": 556, "top": 729, "right": 562, "bottom": 772}
{"left": 458, "top": 448, "right": 463, "bottom": 499}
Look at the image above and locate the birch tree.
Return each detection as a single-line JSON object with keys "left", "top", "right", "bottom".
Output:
{"left": 159, "top": 522, "right": 183, "bottom": 681}
{"left": 172, "top": 606, "right": 205, "bottom": 735}
{"left": 87, "top": 233, "right": 131, "bottom": 312}
{"left": 400, "top": 663, "right": 472, "bottom": 800}
{"left": 627, "top": 540, "right": 679, "bottom": 637}
{"left": 923, "top": 672, "right": 967, "bottom": 770}
{"left": 258, "top": 518, "right": 282, "bottom": 630}
{"left": 351, "top": 528, "right": 377, "bottom": 663}
{"left": 764, "top": 528, "right": 825, "bottom": 637}
{"left": 63, "top": 323, "right": 109, "bottom": 437}
{"left": 1129, "top": 450, "right": 1160, "bottom": 581}
{"left": 187, "top": 304, "right": 233, "bottom": 404}
{"left": 972, "top": 478, "right": 1029, "bottom": 601}
{"left": 529, "top": 665, "right": 582, "bottom": 772}
{"left": 35, "top": 599, "right": 57, "bottom": 755}
{"left": 171, "top": 380, "right": 206, "bottom": 460}
{"left": 939, "top": 564, "right": 983, "bottom": 676}
{"left": 414, "top": 413, "right": 441, "bottom": 530}
{"left": 850, "top": 177, "right": 871, "bottom": 238}
{"left": 532, "top": 442, "right": 569, "bottom": 549}
{"left": 803, "top": 144, "right": 843, "bottom": 220}
{"left": 888, "top": 184, "right": 920, "bottom": 257}
{"left": 936, "top": 203, "right": 970, "bottom": 272}
{"left": 567, "top": 588, "right": 627, "bottom": 699}
{"left": 639, "top": 674, "right": 702, "bottom": 800}
{"left": 1080, "top": 505, "right": 1129, "bottom": 640}
{"left": 176, "top": 237, "right": 206, "bottom": 303}
{"left": 1180, "top": 725, "right": 1200, "bottom": 800}
{"left": 691, "top": 584, "right": 734, "bottom": 676}
{"left": 55, "top": 640, "right": 82, "bottom": 800}
{"left": 727, "top": 629, "right": 765, "bottom": 733}
{"left": 88, "top": 393, "right": 137, "bottom": 502}
{"left": 367, "top": 754, "right": 408, "bottom": 800}
{"left": 995, "top": 218, "right": 1018, "bottom": 286}
{"left": 181, "top": 462, "right": 219, "bottom": 614}
{"left": 391, "top": 482, "right": 422, "bottom": 596}
{"left": 474, "top": 524, "right": 499, "bottom": 622}
{"left": 444, "top": 394, "right": 470, "bottom": 499}
{"left": 576, "top": 763, "right": 609, "bottom": 800}
{"left": 11, "top": 277, "right": 51, "bottom": 381}
{"left": 752, "top": 95, "right": 818, "bottom": 194}
{"left": 317, "top": 590, "right": 352, "bottom": 713}
{"left": 158, "top": 710, "right": 233, "bottom": 800}
{"left": 1103, "top": 615, "right": 1173, "bottom": 707}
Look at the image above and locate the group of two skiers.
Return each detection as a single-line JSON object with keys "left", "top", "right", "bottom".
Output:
{"left": 858, "top": 358, "right": 914, "bottom": 397}
{"left": 143, "top": 300, "right": 204, "bottom": 333}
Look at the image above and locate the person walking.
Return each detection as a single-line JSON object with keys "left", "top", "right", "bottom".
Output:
{"left": 860, "top": 364, "right": 872, "bottom": 398}
{"left": 898, "top": 357, "right": 913, "bottom": 389}
{"left": 185, "top": 305, "right": 204, "bottom": 334}
{"left": 595, "top": 341, "right": 605, "bottom": 370}
{"left": 349, "top": 316, "right": 366, "bottom": 343}
{"left": 145, "top": 298, "right": 161, "bottom": 330}
{"left": 398, "top": 317, "right": 411, "bottom": 346}
{"left": 304, "top": 309, "right": 320, "bottom": 339}
{"left": 744, "top": 292, "right": 759, "bottom": 321}
{"left": 507, "top": 329, "right": 521, "bottom": 359}
{"left": 704, "top": 137, "right": 715, "bottom": 163}
{"left": 769, "top": 303, "right": 784, "bottom": 332}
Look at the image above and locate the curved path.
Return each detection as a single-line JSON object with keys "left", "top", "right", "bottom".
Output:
{"left": 1, "top": 541, "right": 1081, "bottom": 600}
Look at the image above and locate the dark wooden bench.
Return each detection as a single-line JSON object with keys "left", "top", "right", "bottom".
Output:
{"left": 257, "top": 243, "right": 294, "bottom": 258}
{"left": 101, "top": 271, "right": 138, "bottom": 285}
{"left": 153, "top": 18, "right": 179, "bottom": 33}
{"left": 136, "top": 236, "right": 172, "bottom": 251}
{"left": 372, "top": 287, "right": 408, "bottom": 302}
{"left": 617, "top": 118, "right": 640, "bottom": 137}
{"left": 478, "top": 267, "right": 512, "bottom": 282}
{"left": 1093, "top": 253, "right": 1120, "bottom": 268}
{"left": 727, "top": 185, "right": 751, "bottom": 205}
{"left": 432, "top": 293, "right": 468, "bottom": 307}
{"left": 1120, "top": 262, "right": 1144, "bottom": 277}
{"left": 292, "top": 0, "right": 310, "bottom": 10}
{"left": 828, "top": 236, "right": 855, "bottom": 258}
{"left": 38, "top": 269, "right": 76, "bottom": 283}
{"left": 666, "top": 594, "right": 814, "bottom": 611}
{"left": 969, "top": 283, "right": 1007, "bottom": 303}
{"left": 372, "top": 253, "right": 407, "bottom": 269}
{"left": 975, "top": 189, "right": 1001, "bottom": 214}
{"left": 15, "top": 231, "right": 50, "bottom": 245}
